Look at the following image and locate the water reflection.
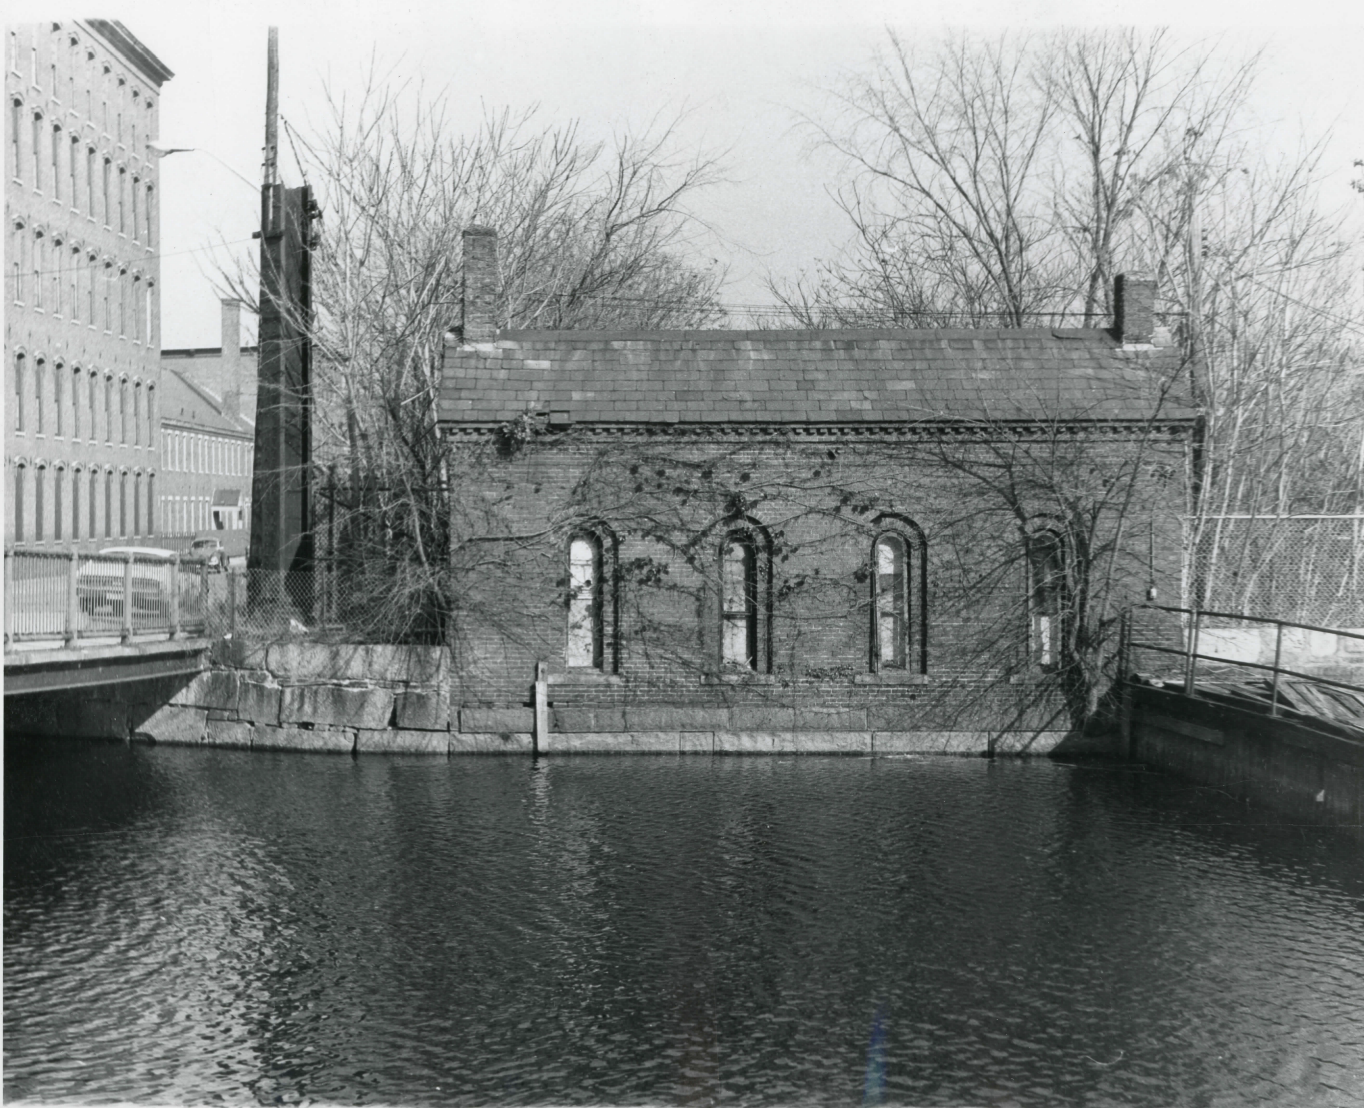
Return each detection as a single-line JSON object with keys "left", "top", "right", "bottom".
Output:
{"left": 5, "top": 743, "right": 1363, "bottom": 1106}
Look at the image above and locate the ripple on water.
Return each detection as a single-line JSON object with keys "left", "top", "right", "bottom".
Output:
{"left": 4, "top": 746, "right": 1363, "bottom": 1106}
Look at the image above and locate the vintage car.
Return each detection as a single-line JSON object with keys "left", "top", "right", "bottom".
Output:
{"left": 187, "top": 536, "right": 225, "bottom": 570}
{"left": 77, "top": 547, "right": 179, "bottom": 622}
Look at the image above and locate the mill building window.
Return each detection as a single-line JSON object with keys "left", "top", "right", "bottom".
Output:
{"left": 14, "top": 353, "right": 25, "bottom": 431}
{"left": 34, "top": 465, "right": 45, "bottom": 542}
{"left": 14, "top": 465, "right": 26, "bottom": 542}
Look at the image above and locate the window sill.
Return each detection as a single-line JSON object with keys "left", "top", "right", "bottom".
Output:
{"left": 547, "top": 670, "right": 622, "bottom": 686}
{"left": 705, "top": 672, "right": 776, "bottom": 686}
{"left": 853, "top": 672, "right": 930, "bottom": 685}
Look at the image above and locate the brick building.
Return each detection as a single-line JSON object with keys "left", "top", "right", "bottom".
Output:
{"left": 159, "top": 296, "right": 257, "bottom": 539}
{"left": 5, "top": 21, "right": 172, "bottom": 549}
{"left": 157, "top": 366, "right": 254, "bottom": 538}
{"left": 161, "top": 297, "right": 258, "bottom": 430}
{"left": 437, "top": 230, "right": 1198, "bottom": 751}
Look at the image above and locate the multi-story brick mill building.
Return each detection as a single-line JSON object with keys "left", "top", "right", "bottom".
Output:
{"left": 437, "top": 229, "right": 1199, "bottom": 751}
{"left": 6, "top": 21, "right": 172, "bottom": 549}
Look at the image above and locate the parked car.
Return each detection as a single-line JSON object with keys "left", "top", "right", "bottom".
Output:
{"left": 78, "top": 548, "right": 178, "bottom": 622}
{"left": 187, "top": 537, "right": 225, "bottom": 571}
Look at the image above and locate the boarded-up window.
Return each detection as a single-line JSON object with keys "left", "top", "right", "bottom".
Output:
{"left": 567, "top": 536, "right": 602, "bottom": 669}
{"left": 721, "top": 538, "right": 757, "bottom": 670}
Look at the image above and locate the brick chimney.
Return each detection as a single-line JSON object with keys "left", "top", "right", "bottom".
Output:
{"left": 1114, "top": 273, "right": 1156, "bottom": 346}
{"left": 220, "top": 297, "right": 242, "bottom": 419}
{"left": 462, "top": 226, "right": 498, "bottom": 344}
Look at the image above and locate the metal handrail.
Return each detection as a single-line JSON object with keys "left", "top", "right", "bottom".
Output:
{"left": 4, "top": 546, "right": 208, "bottom": 651}
{"left": 1127, "top": 603, "right": 1364, "bottom": 722}
{"left": 1136, "top": 603, "right": 1364, "bottom": 643}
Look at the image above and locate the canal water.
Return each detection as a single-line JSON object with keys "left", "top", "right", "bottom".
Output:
{"left": 4, "top": 741, "right": 1362, "bottom": 1107}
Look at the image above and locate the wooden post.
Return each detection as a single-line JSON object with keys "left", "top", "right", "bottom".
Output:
{"left": 533, "top": 661, "right": 549, "bottom": 756}
{"left": 65, "top": 551, "right": 79, "bottom": 646}
{"left": 1183, "top": 608, "right": 1201, "bottom": 696}
{"left": 1269, "top": 621, "right": 1284, "bottom": 717}
{"left": 121, "top": 554, "right": 133, "bottom": 643}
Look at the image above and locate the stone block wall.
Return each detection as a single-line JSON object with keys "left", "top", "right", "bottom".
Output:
{"left": 8, "top": 638, "right": 1074, "bottom": 757}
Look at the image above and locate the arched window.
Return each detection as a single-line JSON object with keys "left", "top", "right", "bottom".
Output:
{"left": 146, "top": 472, "right": 155, "bottom": 535}
{"left": 32, "top": 231, "right": 43, "bottom": 309}
{"left": 34, "top": 464, "right": 45, "bottom": 542}
{"left": 133, "top": 381, "right": 141, "bottom": 445}
{"left": 70, "top": 466, "right": 81, "bottom": 540}
{"left": 874, "top": 534, "right": 908, "bottom": 669}
{"left": 88, "top": 469, "right": 98, "bottom": 538}
{"left": 68, "top": 243, "right": 79, "bottom": 322}
{"left": 71, "top": 364, "right": 81, "bottom": 438}
{"left": 132, "top": 471, "right": 141, "bottom": 536}
{"left": 103, "top": 470, "right": 112, "bottom": 538}
{"left": 714, "top": 521, "right": 772, "bottom": 673}
{"left": 10, "top": 219, "right": 22, "bottom": 303}
{"left": 721, "top": 535, "right": 757, "bottom": 669}
{"left": 104, "top": 374, "right": 113, "bottom": 441}
{"left": 146, "top": 384, "right": 155, "bottom": 446}
{"left": 119, "top": 377, "right": 128, "bottom": 443}
{"left": 869, "top": 516, "right": 928, "bottom": 675}
{"left": 53, "top": 233, "right": 63, "bottom": 314}
{"left": 53, "top": 361, "right": 64, "bottom": 436}
{"left": 118, "top": 470, "right": 127, "bottom": 537}
{"left": 69, "top": 133, "right": 79, "bottom": 209}
{"left": 567, "top": 535, "right": 603, "bottom": 669}
{"left": 13, "top": 464, "right": 25, "bottom": 542}
{"left": 13, "top": 352, "right": 25, "bottom": 431}
{"left": 31, "top": 111, "right": 42, "bottom": 189}
{"left": 9, "top": 98, "right": 20, "bottom": 181}
{"left": 51, "top": 122, "right": 61, "bottom": 203}
{"left": 34, "top": 357, "right": 45, "bottom": 434}
{"left": 1026, "top": 526, "right": 1067, "bottom": 670}
{"left": 53, "top": 466, "right": 63, "bottom": 541}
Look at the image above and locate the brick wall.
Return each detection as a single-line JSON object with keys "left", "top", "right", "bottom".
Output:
{"left": 445, "top": 423, "right": 1190, "bottom": 746}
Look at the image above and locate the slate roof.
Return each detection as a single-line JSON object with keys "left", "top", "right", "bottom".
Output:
{"left": 438, "top": 328, "right": 1196, "bottom": 427}
{"left": 159, "top": 369, "right": 254, "bottom": 438}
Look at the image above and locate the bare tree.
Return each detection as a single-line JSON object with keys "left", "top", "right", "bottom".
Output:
{"left": 218, "top": 73, "right": 726, "bottom": 641}
{"left": 778, "top": 31, "right": 1066, "bottom": 327}
{"left": 779, "top": 27, "right": 1364, "bottom": 620}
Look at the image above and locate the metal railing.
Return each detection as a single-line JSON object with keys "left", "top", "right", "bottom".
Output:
{"left": 4, "top": 547, "right": 209, "bottom": 650}
{"left": 1124, "top": 603, "right": 1364, "bottom": 730}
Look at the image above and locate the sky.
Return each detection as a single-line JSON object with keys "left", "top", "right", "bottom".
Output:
{"left": 16, "top": 0, "right": 1363, "bottom": 348}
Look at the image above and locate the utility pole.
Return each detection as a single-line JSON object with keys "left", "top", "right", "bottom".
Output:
{"left": 248, "top": 26, "right": 319, "bottom": 608}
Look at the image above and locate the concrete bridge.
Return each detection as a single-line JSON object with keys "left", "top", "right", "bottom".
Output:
{"left": 4, "top": 548, "right": 213, "bottom": 695}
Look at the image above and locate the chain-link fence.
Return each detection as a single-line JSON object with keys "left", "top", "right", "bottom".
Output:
{"left": 208, "top": 563, "right": 445, "bottom": 644}
{"left": 1188, "top": 515, "right": 1364, "bottom": 627}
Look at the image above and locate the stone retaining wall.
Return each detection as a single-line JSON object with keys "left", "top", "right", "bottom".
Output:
{"left": 11, "top": 640, "right": 1076, "bottom": 757}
